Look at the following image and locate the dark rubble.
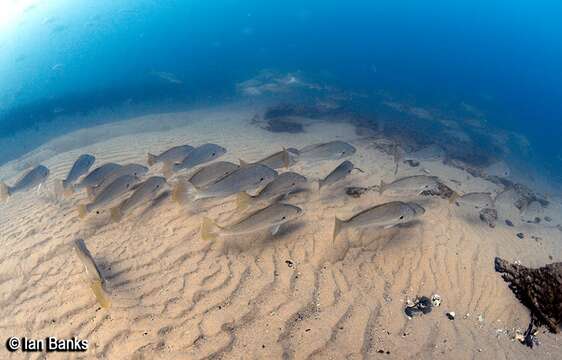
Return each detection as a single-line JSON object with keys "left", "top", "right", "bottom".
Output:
{"left": 494, "top": 257, "right": 562, "bottom": 334}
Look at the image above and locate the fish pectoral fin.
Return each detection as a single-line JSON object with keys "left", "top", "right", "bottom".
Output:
{"left": 383, "top": 224, "right": 395, "bottom": 230}
{"left": 271, "top": 224, "right": 281, "bottom": 235}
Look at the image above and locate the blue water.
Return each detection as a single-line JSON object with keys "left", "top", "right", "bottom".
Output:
{"left": 1, "top": 1, "right": 561, "bottom": 179}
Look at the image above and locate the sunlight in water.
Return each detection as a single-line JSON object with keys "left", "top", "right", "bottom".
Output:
{"left": 0, "top": 0, "right": 40, "bottom": 28}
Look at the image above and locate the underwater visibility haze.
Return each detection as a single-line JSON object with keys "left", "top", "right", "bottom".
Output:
{"left": 0, "top": 1, "right": 561, "bottom": 359}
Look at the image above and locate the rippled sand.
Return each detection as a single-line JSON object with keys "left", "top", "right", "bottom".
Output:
{"left": 1, "top": 104, "right": 561, "bottom": 359}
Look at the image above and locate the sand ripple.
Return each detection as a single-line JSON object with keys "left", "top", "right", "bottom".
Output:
{"left": 1, "top": 107, "right": 560, "bottom": 359}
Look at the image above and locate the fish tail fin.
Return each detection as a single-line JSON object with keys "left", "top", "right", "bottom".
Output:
{"left": 448, "top": 191, "right": 460, "bottom": 205}
{"left": 162, "top": 161, "right": 174, "bottom": 178}
{"left": 147, "top": 153, "right": 157, "bottom": 167}
{"left": 236, "top": 192, "right": 252, "bottom": 211}
{"left": 110, "top": 206, "right": 123, "bottom": 223}
{"left": 282, "top": 147, "right": 290, "bottom": 168}
{"left": 78, "top": 204, "right": 88, "bottom": 219}
{"left": 54, "top": 179, "right": 65, "bottom": 198}
{"left": 332, "top": 216, "right": 344, "bottom": 244}
{"left": 201, "top": 217, "right": 218, "bottom": 241}
{"left": 379, "top": 180, "right": 385, "bottom": 195}
{"left": 90, "top": 280, "right": 111, "bottom": 308}
{"left": 171, "top": 177, "right": 189, "bottom": 204}
{"left": 0, "top": 182, "right": 10, "bottom": 202}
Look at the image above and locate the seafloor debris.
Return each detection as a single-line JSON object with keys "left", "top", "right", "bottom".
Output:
{"left": 505, "top": 219, "right": 514, "bottom": 227}
{"left": 419, "top": 182, "right": 455, "bottom": 199}
{"left": 404, "top": 296, "right": 433, "bottom": 318}
{"left": 345, "top": 186, "right": 375, "bottom": 198}
{"left": 516, "top": 232, "right": 525, "bottom": 239}
{"left": 431, "top": 294, "right": 442, "bottom": 307}
{"left": 494, "top": 257, "right": 562, "bottom": 334}
{"left": 479, "top": 208, "right": 498, "bottom": 228}
{"left": 446, "top": 311, "right": 456, "bottom": 320}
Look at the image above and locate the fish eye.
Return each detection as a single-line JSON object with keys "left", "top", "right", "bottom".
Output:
{"left": 282, "top": 216, "right": 286, "bottom": 220}
{"left": 212, "top": 152, "right": 216, "bottom": 156}
{"left": 399, "top": 215, "right": 404, "bottom": 220}
{"left": 292, "top": 182, "right": 295, "bottom": 186}
{"left": 260, "top": 177, "right": 264, "bottom": 181}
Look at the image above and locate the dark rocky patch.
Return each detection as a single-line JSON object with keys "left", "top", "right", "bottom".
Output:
{"left": 505, "top": 219, "right": 514, "bottom": 227}
{"left": 479, "top": 208, "right": 498, "bottom": 228}
{"left": 345, "top": 186, "right": 374, "bottom": 198}
{"left": 420, "top": 182, "right": 455, "bottom": 199}
{"left": 263, "top": 117, "right": 304, "bottom": 134}
{"left": 516, "top": 232, "right": 525, "bottom": 239}
{"left": 494, "top": 257, "right": 562, "bottom": 334}
{"left": 404, "top": 296, "right": 433, "bottom": 318}
{"left": 264, "top": 103, "right": 340, "bottom": 120}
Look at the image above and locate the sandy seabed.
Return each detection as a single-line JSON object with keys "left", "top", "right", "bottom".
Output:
{"left": 0, "top": 103, "right": 561, "bottom": 359}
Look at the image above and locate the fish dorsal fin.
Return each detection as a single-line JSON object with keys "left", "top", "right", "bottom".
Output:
{"left": 239, "top": 159, "right": 250, "bottom": 167}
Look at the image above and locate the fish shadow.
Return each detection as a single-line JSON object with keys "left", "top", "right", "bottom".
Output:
{"left": 137, "top": 190, "right": 170, "bottom": 219}
{"left": 222, "top": 221, "right": 306, "bottom": 254}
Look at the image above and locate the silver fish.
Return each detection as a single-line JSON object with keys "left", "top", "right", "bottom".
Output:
{"left": 110, "top": 176, "right": 168, "bottom": 222}
{"left": 0, "top": 165, "right": 50, "bottom": 202}
{"left": 319, "top": 160, "right": 361, "bottom": 189}
{"left": 73, "top": 239, "right": 111, "bottom": 308}
{"left": 256, "top": 148, "right": 299, "bottom": 169}
{"left": 299, "top": 141, "right": 356, "bottom": 161}
{"left": 180, "top": 163, "right": 278, "bottom": 201}
{"left": 76, "top": 163, "right": 122, "bottom": 189}
{"left": 88, "top": 163, "right": 148, "bottom": 198}
{"left": 78, "top": 174, "right": 140, "bottom": 218}
{"left": 379, "top": 175, "right": 441, "bottom": 196}
{"left": 333, "top": 201, "right": 425, "bottom": 241}
{"left": 201, "top": 202, "right": 303, "bottom": 240}
{"left": 188, "top": 161, "right": 239, "bottom": 189}
{"left": 236, "top": 171, "right": 307, "bottom": 210}
{"left": 62, "top": 154, "right": 96, "bottom": 188}
{"left": 455, "top": 192, "right": 495, "bottom": 209}
{"left": 147, "top": 144, "right": 194, "bottom": 166}
{"left": 171, "top": 143, "right": 227, "bottom": 172}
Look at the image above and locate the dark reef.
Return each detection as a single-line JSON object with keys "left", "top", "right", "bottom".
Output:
{"left": 494, "top": 257, "right": 562, "bottom": 334}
